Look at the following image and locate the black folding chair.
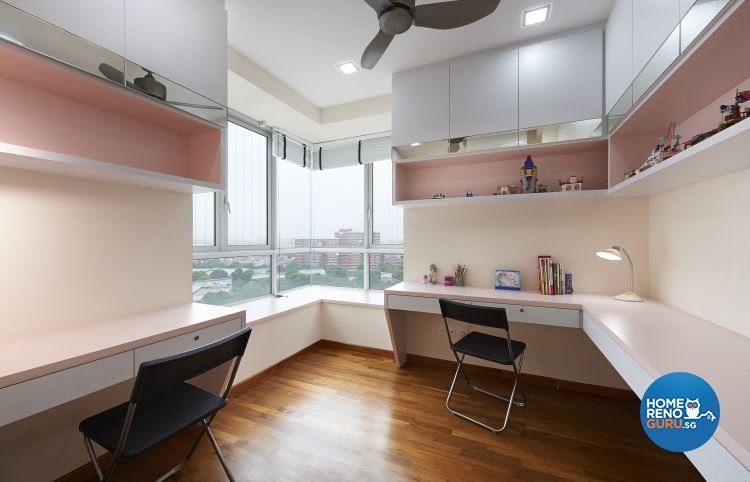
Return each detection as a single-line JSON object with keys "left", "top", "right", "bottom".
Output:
{"left": 439, "top": 299, "right": 526, "bottom": 432}
{"left": 79, "top": 327, "right": 252, "bottom": 481}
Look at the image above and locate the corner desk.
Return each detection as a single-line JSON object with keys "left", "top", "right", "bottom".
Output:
{"left": 0, "top": 303, "right": 246, "bottom": 428}
{"left": 384, "top": 282, "right": 750, "bottom": 482}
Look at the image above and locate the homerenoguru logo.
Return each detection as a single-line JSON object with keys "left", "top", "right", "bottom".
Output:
{"left": 640, "top": 372, "right": 720, "bottom": 452}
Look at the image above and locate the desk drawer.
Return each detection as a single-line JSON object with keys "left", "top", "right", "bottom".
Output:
{"left": 133, "top": 318, "right": 242, "bottom": 370}
{"left": 0, "top": 351, "right": 134, "bottom": 427}
{"left": 387, "top": 295, "right": 465, "bottom": 315}
{"left": 472, "top": 302, "right": 580, "bottom": 328}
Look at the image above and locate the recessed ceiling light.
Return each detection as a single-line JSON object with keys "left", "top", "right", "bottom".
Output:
{"left": 410, "top": 142, "right": 421, "bottom": 147}
{"left": 336, "top": 61, "right": 360, "bottom": 75}
{"left": 523, "top": 4, "right": 551, "bottom": 27}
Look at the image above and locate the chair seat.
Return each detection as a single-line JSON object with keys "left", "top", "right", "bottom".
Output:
{"left": 80, "top": 382, "right": 226, "bottom": 461}
{"left": 452, "top": 331, "right": 526, "bottom": 365}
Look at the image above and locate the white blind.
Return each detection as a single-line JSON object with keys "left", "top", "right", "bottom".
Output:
{"left": 313, "top": 135, "right": 391, "bottom": 170}
{"left": 272, "top": 130, "right": 310, "bottom": 167}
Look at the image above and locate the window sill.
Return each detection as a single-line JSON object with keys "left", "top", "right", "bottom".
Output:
{"left": 229, "top": 286, "right": 385, "bottom": 326}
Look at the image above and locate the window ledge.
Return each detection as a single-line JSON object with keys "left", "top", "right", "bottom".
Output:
{"left": 232, "top": 286, "right": 384, "bottom": 326}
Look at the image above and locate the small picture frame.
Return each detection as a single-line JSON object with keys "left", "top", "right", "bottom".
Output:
{"left": 495, "top": 269, "right": 521, "bottom": 291}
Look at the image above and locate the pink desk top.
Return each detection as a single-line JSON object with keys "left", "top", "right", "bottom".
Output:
{"left": 0, "top": 303, "right": 246, "bottom": 389}
{"left": 386, "top": 282, "right": 750, "bottom": 469}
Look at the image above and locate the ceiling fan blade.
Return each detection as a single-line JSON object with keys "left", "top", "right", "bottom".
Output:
{"left": 362, "top": 0, "right": 393, "bottom": 14}
{"left": 361, "top": 30, "right": 395, "bottom": 69}
{"left": 98, "top": 62, "right": 125, "bottom": 83}
{"left": 412, "top": 0, "right": 501, "bottom": 29}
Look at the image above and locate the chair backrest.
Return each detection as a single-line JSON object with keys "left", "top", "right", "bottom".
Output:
{"left": 439, "top": 299, "right": 509, "bottom": 330}
{"left": 130, "top": 327, "right": 251, "bottom": 403}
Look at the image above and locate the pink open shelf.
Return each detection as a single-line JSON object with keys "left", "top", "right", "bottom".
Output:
{"left": 609, "top": 0, "right": 750, "bottom": 189}
{"left": 394, "top": 138, "right": 608, "bottom": 203}
{"left": 0, "top": 40, "right": 222, "bottom": 188}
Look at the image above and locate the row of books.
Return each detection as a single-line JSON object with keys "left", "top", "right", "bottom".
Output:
{"left": 538, "top": 256, "right": 574, "bottom": 295}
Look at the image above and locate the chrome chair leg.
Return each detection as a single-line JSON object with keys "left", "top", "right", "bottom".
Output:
{"left": 445, "top": 352, "right": 526, "bottom": 433}
{"left": 83, "top": 435, "right": 104, "bottom": 481}
{"left": 202, "top": 419, "right": 236, "bottom": 482}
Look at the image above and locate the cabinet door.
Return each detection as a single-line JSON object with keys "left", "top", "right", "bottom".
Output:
{"left": 5, "top": 0, "right": 125, "bottom": 55}
{"left": 632, "top": 0, "right": 680, "bottom": 77}
{"left": 392, "top": 65, "right": 450, "bottom": 147}
{"left": 125, "top": 0, "right": 228, "bottom": 105}
{"left": 450, "top": 49, "right": 519, "bottom": 139}
{"left": 605, "top": 0, "right": 633, "bottom": 113}
{"left": 518, "top": 29, "right": 603, "bottom": 129}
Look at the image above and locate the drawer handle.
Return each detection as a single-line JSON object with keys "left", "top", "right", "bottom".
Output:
{"left": 194, "top": 335, "right": 200, "bottom": 341}
{"left": 520, "top": 308, "right": 525, "bottom": 313}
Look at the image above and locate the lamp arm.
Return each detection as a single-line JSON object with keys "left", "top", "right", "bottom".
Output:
{"left": 619, "top": 246, "right": 634, "bottom": 293}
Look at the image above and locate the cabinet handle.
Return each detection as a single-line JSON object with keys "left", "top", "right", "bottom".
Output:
{"left": 194, "top": 335, "right": 200, "bottom": 341}
{"left": 520, "top": 308, "right": 525, "bottom": 313}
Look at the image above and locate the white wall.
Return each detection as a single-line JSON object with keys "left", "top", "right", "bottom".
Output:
{"left": 0, "top": 167, "right": 192, "bottom": 339}
{"left": 649, "top": 168, "right": 750, "bottom": 338}
{"left": 321, "top": 303, "right": 392, "bottom": 351}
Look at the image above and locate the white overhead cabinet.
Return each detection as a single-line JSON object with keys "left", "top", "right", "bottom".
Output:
{"left": 125, "top": 0, "right": 228, "bottom": 105}
{"left": 632, "top": 0, "right": 680, "bottom": 76}
{"left": 449, "top": 49, "right": 519, "bottom": 139}
{"left": 4, "top": 0, "right": 125, "bottom": 55}
{"left": 518, "top": 28, "right": 603, "bottom": 129}
{"left": 605, "top": 0, "right": 633, "bottom": 113}
{"left": 392, "top": 65, "right": 450, "bottom": 147}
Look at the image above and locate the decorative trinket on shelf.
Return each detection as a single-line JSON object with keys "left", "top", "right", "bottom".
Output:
{"left": 423, "top": 264, "right": 439, "bottom": 284}
{"left": 558, "top": 175, "right": 583, "bottom": 192}
{"left": 465, "top": 191, "right": 474, "bottom": 197}
{"left": 453, "top": 264, "right": 467, "bottom": 287}
{"left": 431, "top": 193, "right": 446, "bottom": 199}
{"left": 494, "top": 185, "right": 511, "bottom": 196}
{"left": 624, "top": 122, "right": 682, "bottom": 180}
{"left": 443, "top": 275, "right": 454, "bottom": 286}
{"left": 520, "top": 155, "right": 538, "bottom": 194}
{"left": 537, "top": 184, "right": 549, "bottom": 193}
{"left": 684, "top": 90, "right": 749, "bottom": 149}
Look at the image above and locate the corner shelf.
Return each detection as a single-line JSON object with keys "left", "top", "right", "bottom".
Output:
{"left": 609, "top": 118, "right": 750, "bottom": 197}
{"left": 394, "top": 189, "right": 609, "bottom": 208}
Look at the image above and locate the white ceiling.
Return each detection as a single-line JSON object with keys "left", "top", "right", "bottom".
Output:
{"left": 227, "top": 0, "right": 616, "bottom": 108}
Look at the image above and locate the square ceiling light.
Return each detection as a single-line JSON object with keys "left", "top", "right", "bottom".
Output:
{"left": 336, "top": 61, "right": 360, "bottom": 75}
{"left": 523, "top": 4, "right": 551, "bottom": 27}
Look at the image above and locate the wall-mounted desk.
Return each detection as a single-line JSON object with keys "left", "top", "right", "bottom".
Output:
{"left": 0, "top": 303, "right": 246, "bottom": 428}
{"left": 384, "top": 282, "right": 750, "bottom": 482}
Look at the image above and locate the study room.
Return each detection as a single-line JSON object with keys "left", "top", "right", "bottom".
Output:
{"left": 0, "top": 0, "right": 748, "bottom": 481}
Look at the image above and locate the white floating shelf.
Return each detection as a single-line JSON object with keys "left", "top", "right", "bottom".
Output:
{"left": 0, "top": 142, "right": 222, "bottom": 194}
{"left": 394, "top": 189, "right": 608, "bottom": 208}
{"left": 609, "top": 119, "right": 750, "bottom": 197}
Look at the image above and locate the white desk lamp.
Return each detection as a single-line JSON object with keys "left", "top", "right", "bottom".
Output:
{"left": 596, "top": 244, "right": 643, "bottom": 302}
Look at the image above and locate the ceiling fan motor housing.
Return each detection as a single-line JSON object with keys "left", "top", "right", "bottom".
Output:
{"left": 379, "top": 5, "right": 413, "bottom": 35}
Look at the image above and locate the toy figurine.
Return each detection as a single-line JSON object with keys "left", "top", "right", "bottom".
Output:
{"left": 465, "top": 191, "right": 474, "bottom": 197}
{"left": 520, "top": 155, "right": 538, "bottom": 194}
{"left": 558, "top": 175, "right": 583, "bottom": 192}
{"left": 494, "top": 185, "right": 511, "bottom": 196}
{"left": 624, "top": 122, "right": 682, "bottom": 179}
{"left": 537, "top": 184, "right": 549, "bottom": 193}
{"left": 684, "top": 90, "right": 750, "bottom": 149}
{"left": 431, "top": 193, "right": 446, "bottom": 199}
{"left": 425, "top": 264, "right": 438, "bottom": 284}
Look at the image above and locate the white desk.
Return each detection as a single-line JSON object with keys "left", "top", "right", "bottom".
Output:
{"left": 384, "top": 282, "right": 750, "bottom": 482}
{"left": 0, "top": 303, "right": 246, "bottom": 428}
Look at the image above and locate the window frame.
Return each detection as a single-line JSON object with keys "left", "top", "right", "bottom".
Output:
{"left": 193, "top": 121, "right": 404, "bottom": 304}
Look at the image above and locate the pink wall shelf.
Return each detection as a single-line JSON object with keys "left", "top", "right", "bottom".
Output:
{"left": 0, "top": 40, "right": 224, "bottom": 192}
{"left": 394, "top": 138, "right": 608, "bottom": 204}
{"left": 609, "top": 0, "right": 750, "bottom": 191}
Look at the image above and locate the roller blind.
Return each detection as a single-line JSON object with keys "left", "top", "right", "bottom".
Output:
{"left": 313, "top": 135, "right": 391, "bottom": 170}
{"left": 272, "top": 130, "right": 310, "bottom": 167}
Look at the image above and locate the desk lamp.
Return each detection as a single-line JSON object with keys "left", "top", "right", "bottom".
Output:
{"left": 596, "top": 244, "right": 643, "bottom": 302}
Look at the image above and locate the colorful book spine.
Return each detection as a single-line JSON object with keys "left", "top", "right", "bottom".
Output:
{"left": 537, "top": 256, "right": 573, "bottom": 296}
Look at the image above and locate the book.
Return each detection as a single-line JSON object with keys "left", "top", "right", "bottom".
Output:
{"left": 537, "top": 256, "right": 573, "bottom": 296}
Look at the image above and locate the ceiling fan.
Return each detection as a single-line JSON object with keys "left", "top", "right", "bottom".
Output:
{"left": 360, "top": 0, "right": 501, "bottom": 69}
{"left": 98, "top": 63, "right": 224, "bottom": 110}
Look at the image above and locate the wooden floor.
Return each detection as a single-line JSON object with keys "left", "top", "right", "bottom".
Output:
{"left": 73, "top": 343, "right": 702, "bottom": 482}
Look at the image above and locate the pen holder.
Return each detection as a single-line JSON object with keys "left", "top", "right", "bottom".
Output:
{"left": 453, "top": 274, "right": 465, "bottom": 287}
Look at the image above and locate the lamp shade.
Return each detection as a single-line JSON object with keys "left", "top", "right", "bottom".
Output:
{"left": 596, "top": 247, "right": 622, "bottom": 261}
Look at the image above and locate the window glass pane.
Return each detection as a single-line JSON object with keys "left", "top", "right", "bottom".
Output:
{"left": 312, "top": 165, "right": 364, "bottom": 248}
{"left": 192, "top": 192, "right": 215, "bottom": 247}
{"left": 372, "top": 160, "right": 403, "bottom": 245}
{"left": 278, "top": 252, "right": 312, "bottom": 291}
{"left": 228, "top": 123, "right": 268, "bottom": 246}
{"left": 277, "top": 158, "right": 311, "bottom": 249}
{"left": 193, "top": 256, "right": 271, "bottom": 305}
{"left": 312, "top": 252, "right": 365, "bottom": 288}
{"left": 369, "top": 253, "right": 404, "bottom": 290}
